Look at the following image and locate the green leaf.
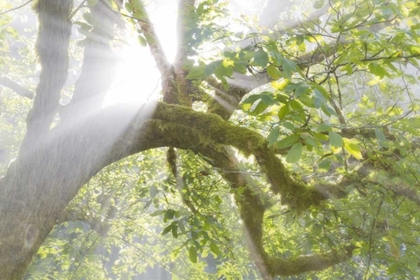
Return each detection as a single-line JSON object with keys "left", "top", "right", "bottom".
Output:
{"left": 280, "top": 57, "right": 297, "bottom": 78}
{"left": 277, "top": 104, "right": 291, "bottom": 120}
{"left": 387, "top": 263, "right": 400, "bottom": 275}
{"left": 286, "top": 142, "right": 303, "bottom": 163}
{"left": 164, "top": 210, "right": 175, "bottom": 221}
{"left": 138, "top": 35, "right": 147, "bottom": 47}
{"left": 253, "top": 49, "right": 269, "bottom": 67}
{"left": 295, "top": 83, "right": 310, "bottom": 97}
{"left": 343, "top": 138, "right": 363, "bottom": 159}
{"left": 374, "top": 128, "right": 387, "bottom": 144}
{"left": 242, "top": 94, "right": 261, "bottom": 105}
{"left": 313, "top": 0, "right": 324, "bottom": 9}
{"left": 317, "top": 123, "right": 332, "bottom": 132}
{"left": 277, "top": 134, "right": 300, "bottom": 149}
{"left": 260, "top": 92, "right": 276, "bottom": 105}
{"left": 367, "top": 77, "right": 381, "bottom": 86}
{"left": 301, "top": 135, "right": 319, "bottom": 148}
{"left": 171, "top": 223, "right": 178, "bottom": 238}
{"left": 87, "top": 0, "right": 99, "bottom": 7}
{"left": 298, "top": 94, "right": 315, "bottom": 108}
{"left": 289, "top": 100, "right": 303, "bottom": 111}
{"left": 410, "top": 45, "right": 420, "bottom": 54}
{"left": 319, "top": 159, "right": 332, "bottom": 171}
{"left": 276, "top": 93, "right": 289, "bottom": 104}
{"left": 251, "top": 101, "right": 269, "bottom": 115}
{"left": 242, "top": 50, "right": 255, "bottom": 60}
{"left": 368, "top": 63, "right": 387, "bottom": 79}
{"left": 186, "top": 65, "right": 206, "bottom": 79}
{"left": 321, "top": 103, "right": 337, "bottom": 117}
{"left": 315, "top": 133, "right": 329, "bottom": 141}
{"left": 205, "top": 60, "right": 222, "bottom": 76}
{"left": 267, "top": 65, "right": 282, "bottom": 79}
{"left": 124, "top": 2, "right": 134, "bottom": 12}
{"left": 313, "top": 96, "right": 323, "bottom": 108}
{"left": 311, "top": 83, "right": 329, "bottom": 100}
{"left": 188, "top": 246, "right": 198, "bottom": 263}
{"left": 272, "top": 79, "right": 290, "bottom": 90}
{"left": 133, "top": 10, "right": 146, "bottom": 21}
{"left": 225, "top": 66, "right": 234, "bottom": 77}
{"left": 161, "top": 224, "right": 173, "bottom": 236}
{"left": 210, "top": 242, "right": 222, "bottom": 257}
{"left": 214, "top": 63, "right": 233, "bottom": 79}
{"left": 234, "top": 62, "right": 247, "bottom": 74}
{"left": 329, "top": 131, "right": 343, "bottom": 148}
{"left": 283, "top": 121, "right": 295, "bottom": 131}
{"left": 267, "top": 127, "right": 280, "bottom": 146}
{"left": 399, "top": 117, "right": 420, "bottom": 129}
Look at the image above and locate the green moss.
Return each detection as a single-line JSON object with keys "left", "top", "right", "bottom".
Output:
{"left": 152, "top": 102, "right": 329, "bottom": 210}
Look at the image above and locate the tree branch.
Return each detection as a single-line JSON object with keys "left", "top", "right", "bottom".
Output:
{"left": 63, "top": 0, "right": 119, "bottom": 118}
{"left": 132, "top": 1, "right": 171, "bottom": 76}
{"left": 268, "top": 245, "right": 355, "bottom": 276}
{"left": 24, "top": 0, "right": 72, "bottom": 139}
{"left": 174, "top": 0, "right": 195, "bottom": 66}
{"left": 0, "top": 0, "right": 34, "bottom": 16}
{"left": 0, "top": 77, "right": 34, "bottom": 99}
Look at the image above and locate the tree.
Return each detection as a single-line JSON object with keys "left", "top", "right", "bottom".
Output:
{"left": 0, "top": 0, "right": 420, "bottom": 279}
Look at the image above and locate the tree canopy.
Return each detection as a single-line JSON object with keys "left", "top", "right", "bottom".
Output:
{"left": 0, "top": 0, "right": 420, "bottom": 279}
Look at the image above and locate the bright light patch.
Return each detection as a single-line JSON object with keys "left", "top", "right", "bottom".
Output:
{"left": 103, "top": 1, "right": 178, "bottom": 107}
{"left": 103, "top": 39, "right": 161, "bottom": 107}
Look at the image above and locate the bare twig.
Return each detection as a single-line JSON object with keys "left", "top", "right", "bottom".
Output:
{"left": 0, "top": 0, "right": 33, "bottom": 16}
{"left": 69, "top": 0, "right": 87, "bottom": 19}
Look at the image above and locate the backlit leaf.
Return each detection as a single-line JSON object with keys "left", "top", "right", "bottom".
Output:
{"left": 267, "top": 65, "right": 282, "bottom": 79}
{"left": 278, "top": 104, "right": 291, "bottom": 120}
{"left": 343, "top": 138, "right": 363, "bottom": 159}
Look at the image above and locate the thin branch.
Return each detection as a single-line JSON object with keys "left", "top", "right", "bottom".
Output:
{"left": 69, "top": 0, "right": 87, "bottom": 19}
{"left": 361, "top": 53, "right": 420, "bottom": 62}
{"left": 0, "top": 77, "right": 34, "bottom": 99}
{"left": 0, "top": 0, "right": 33, "bottom": 16}
{"left": 364, "top": 199, "right": 383, "bottom": 279}
{"left": 131, "top": 1, "right": 171, "bottom": 76}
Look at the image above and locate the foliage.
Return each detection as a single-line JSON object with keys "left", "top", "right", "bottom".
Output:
{"left": 1, "top": 0, "right": 420, "bottom": 279}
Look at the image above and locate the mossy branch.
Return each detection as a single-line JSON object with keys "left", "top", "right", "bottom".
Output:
{"left": 152, "top": 102, "right": 335, "bottom": 210}
{"left": 266, "top": 245, "right": 355, "bottom": 276}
